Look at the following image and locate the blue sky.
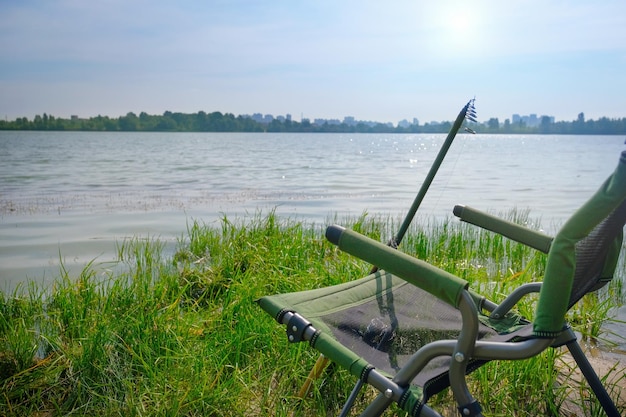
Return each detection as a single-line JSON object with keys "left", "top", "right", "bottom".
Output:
{"left": 1, "top": 0, "right": 625, "bottom": 124}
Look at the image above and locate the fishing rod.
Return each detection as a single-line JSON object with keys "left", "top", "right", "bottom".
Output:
{"left": 391, "top": 98, "right": 477, "bottom": 248}
{"left": 391, "top": 98, "right": 476, "bottom": 248}
{"left": 367, "top": 99, "right": 476, "bottom": 275}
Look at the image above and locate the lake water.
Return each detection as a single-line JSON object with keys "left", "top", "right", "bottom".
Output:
{"left": 1, "top": 131, "right": 624, "bottom": 285}
{"left": 1, "top": 132, "right": 625, "bottom": 348}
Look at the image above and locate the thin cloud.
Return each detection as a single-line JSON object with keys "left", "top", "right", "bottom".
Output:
{"left": 0, "top": 0, "right": 625, "bottom": 122}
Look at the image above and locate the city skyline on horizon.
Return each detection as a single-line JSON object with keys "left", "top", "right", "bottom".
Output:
{"left": 245, "top": 110, "right": 562, "bottom": 127}
{"left": 7, "top": 107, "right": 608, "bottom": 128}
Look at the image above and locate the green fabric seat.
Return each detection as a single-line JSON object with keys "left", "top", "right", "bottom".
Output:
{"left": 259, "top": 271, "right": 532, "bottom": 407}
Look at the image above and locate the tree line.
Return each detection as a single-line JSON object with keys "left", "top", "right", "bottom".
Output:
{"left": 1, "top": 110, "right": 624, "bottom": 134}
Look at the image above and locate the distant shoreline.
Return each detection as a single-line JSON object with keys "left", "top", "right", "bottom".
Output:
{"left": 2, "top": 110, "right": 625, "bottom": 135}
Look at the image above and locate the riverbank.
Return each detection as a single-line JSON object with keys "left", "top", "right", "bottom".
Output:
{"left": 1, "top": 213, "right": 624, "bottom": 416}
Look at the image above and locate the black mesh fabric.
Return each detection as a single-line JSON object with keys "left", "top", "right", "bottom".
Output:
{"left": 568, "top": 199, "right": 626, "bottom": 308}
{"left": 317, "top": 279, "right": 533, "bottom": 400}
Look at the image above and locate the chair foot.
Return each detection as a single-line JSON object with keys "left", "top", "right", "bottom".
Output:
{"left": 566, "top": 340, "right": 621, "bottom": 417}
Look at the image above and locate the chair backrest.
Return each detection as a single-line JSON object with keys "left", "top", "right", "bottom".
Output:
{"left": 534, "top": 151, "right": 626, "bottom": 338}
{"left": 568, "top": 198, "right": 626, "bottom": 308}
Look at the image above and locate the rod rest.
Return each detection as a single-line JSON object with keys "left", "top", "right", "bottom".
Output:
{"left": 453, "top": 205, "right": 553, "bottom": 253}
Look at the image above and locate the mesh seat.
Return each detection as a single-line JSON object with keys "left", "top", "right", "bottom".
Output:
{"left": 260, "top": 271, "right": 535, "bottom": 406}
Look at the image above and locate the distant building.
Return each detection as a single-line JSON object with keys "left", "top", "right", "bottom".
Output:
{"left": 397, "top": 118, "right": 419, "bottom": 128}
{"left": 313, "top": 118, "right": 341, "bottom": 126}
{"left": 343, "top": 116, "right": 356, "bottom": 126}
{"left": 511, "top": 113, "right": 554, "bottom": 127}
{"left": 250, "top": 113, "right": 264, "bottom": 123}
{"left": 248, "top": 113, "right": 275, "bottom": 124}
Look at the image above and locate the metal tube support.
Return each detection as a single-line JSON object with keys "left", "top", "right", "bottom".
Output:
{"left": 447, "top": 291, "right": 481, "bottom": 416}
{"left": 339, "top": 379, "right": 365, "bottom": 417}
{"left": 566, "top": 337, "right": 620, "bottom": 417}
{"left": 356, "top": 370, "right": 405, "bottom": 417}
{"left": 471, "top": 337, "right": 553, "bottom": 361}
{"left": 490, "top": 283, "right": 542, "bottom": 319}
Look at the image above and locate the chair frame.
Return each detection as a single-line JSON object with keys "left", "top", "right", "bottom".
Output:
{"left": 264, "top": 195, "right": 625, "bottom": 416}
{"left": 258, "top": 100, "right": 625, "bottom": 416}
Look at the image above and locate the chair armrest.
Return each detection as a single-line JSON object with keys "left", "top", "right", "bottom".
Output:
{"left": 325, "top": 225, "right": 469, "bottom": 308}
{"left": 490, "top": 282, "right": 542, "bottom": 319}
{"left": 453, "top": 205, "right": 553, "bottom": 253}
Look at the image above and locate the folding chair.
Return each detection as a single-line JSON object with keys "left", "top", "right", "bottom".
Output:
{"left": 257, "top": 107, "right": 626, "bottom": 416}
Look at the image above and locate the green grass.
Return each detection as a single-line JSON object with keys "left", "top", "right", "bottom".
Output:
{"left": 0, "top": 210, "right": 624, "bottom": 416}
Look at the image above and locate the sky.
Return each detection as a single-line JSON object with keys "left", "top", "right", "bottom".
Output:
{"left": 1, "top": 0, "right": 625, "bottom": 124}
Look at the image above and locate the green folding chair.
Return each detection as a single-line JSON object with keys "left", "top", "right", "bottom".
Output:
{"left": 258, "top": 108, "right": 626, "bottom": 416}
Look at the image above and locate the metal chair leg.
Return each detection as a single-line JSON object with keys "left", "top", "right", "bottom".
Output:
{"left": 339, "top": 379, "right": 365, "bottom": 417}
{"left": 566, "top": 340, "right": 620, "bottom": 417}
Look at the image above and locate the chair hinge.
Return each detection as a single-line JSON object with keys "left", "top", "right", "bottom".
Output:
{"left": 287, "top": 313, "right": 313, "bottom": 343}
